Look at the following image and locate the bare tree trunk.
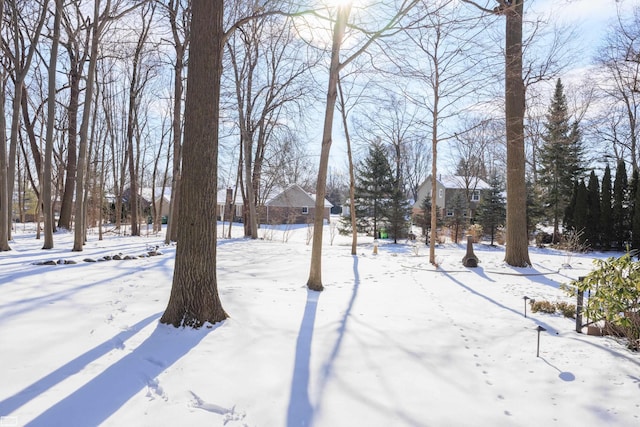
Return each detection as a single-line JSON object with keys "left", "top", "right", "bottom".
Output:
{"left": 164, "top": 0, "right": 189, "bottom": 244}
{"left": 429, "top": 119, "right": 438, "bottom": 264}
{"left": 337, "top": 78, "right": 357, "bottom": 255}
{"left": 307, "top": 5, "right": 351, "bottom": 292}
{"left": 43, "top": 0, "right": 62, "bottom": 249}
{"left": 161, "top": 0, "right": 227, "bottom": 328}
{"left": 73, "top": 0, "right": 103, "bottom": 251}
{"left": 6, "top": 0, "right": 49, "bottom": 241}
{"left": 503, "top": 0, "right": 531, "bottom": 266}
{"left": 0, "top": 1, "right": 10, "bottom": 251}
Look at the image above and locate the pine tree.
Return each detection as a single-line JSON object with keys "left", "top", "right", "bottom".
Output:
{"left": 564, "top": 180, "right": 578, "bottom": 233}
{"left": 633, "top": 172, "right": 640, "bottom": 255}
{"left": 476, "top": 172, "right": 506, "bottom": 246}
{"left": 600, "top": 164, "right": 613, "bottom": 250}
{"left": 416, "top": 194, "right": 432, "bottom": 238}
{"left": 386, "top": 177, "right": 411, "bottom": 243}
{"left": 573, "top": 179, "right": 588, "bottom": 241}
{"left": 537, "top": 79, "right": 584, "bottom": 242}
{"left": 585, "top": 171, "right": 601, "bottom": 248}
{"left": 446, "top": 191, "right": 468, "bottom": 244}
{"left": 612, "top": 160, "right": 629, "bottom": 249}
{"left": 355, "top": 141, "right": 394, "bottom": 238}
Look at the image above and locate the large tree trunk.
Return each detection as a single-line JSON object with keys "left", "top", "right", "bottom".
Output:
{"left": 307, "top": 5, "right": 351, "bottom": 292}
{"left": 43, "top": 0, "right": 62, "bottom": 249}
{"left": 503, "top": 0, "right": 531, "bottom": 266}
{"left": 161, "top": 0, "right": 227, "bottom": 328}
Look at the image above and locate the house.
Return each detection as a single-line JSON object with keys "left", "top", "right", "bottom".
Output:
{"left": 140, "top": 187, "right": 171, "bottom": 218}
{"left": 413, "top": 175, "right": 491, "bottom": 219}
{"left": 260, "top": 184, "right": 333, "bottom": 225}
{"left": 216, "top": 188, "right": 243, "bottom": 222}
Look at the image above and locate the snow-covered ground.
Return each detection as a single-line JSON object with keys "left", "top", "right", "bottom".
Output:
{"left": 1, "top": 222, "right": 639, "bottom": 427}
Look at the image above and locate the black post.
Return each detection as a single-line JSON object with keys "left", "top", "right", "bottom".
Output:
{"left": 523, "top": 296, "right": 530, "bottom": 318}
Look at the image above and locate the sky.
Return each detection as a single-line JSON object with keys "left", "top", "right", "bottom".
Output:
{"left": 1, "top": 223, "right": 639, "bottom": 426}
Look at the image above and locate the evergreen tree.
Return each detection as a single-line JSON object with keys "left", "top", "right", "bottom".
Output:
{"left": 564, "top": 180, "right": 578, "bottom": 233}
{"left": 526, "top": 179, "right": 545, "bottom": 237}
{"left": 573, "top": 179, "right": 588, "bottom": 241}
{"left": 612, "top": 160, "right": 629, "bottom": 249}
{"left": 630, "top": 169, "right": 639, "bottom": 217}
{"left": 355, "top": 141, "right": 394, "bottom": 238}
{"left": 600, "top": 164, "right": 613, "bottom": 250}
{"left": 537, "top": 79, "right": 584, "bottom": 242}
{"left": 446, "top": 191, "right": 468, "bottom": 244}
{"left": 476, "top": 172, "right": 506, "bottom": 246}
{"left": 633, "top": 173, "right": 640, "bottom": 255}
{"left": 416, "top": 194, "right": 432, "bottom": 238}
{"left": 387, "top": 177, "right": 411, "bottom": 243}
{"left": 585, "top": 171, "right": 601, "bottom": 248}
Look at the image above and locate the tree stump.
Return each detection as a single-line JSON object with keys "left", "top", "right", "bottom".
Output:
{"left": 462, "top": 235, "right": 479, "bottom": 267}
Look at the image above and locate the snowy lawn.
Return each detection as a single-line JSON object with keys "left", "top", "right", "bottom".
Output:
{"left": 1, "top": 223, "right": 639, "bottom": 427}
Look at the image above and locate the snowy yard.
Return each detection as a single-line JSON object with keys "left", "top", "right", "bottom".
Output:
{"left": 1, "top": 223, "right": 639, "bottom": 426}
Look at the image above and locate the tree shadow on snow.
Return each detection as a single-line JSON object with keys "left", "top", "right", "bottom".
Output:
{"left": 287, "top": 289, "right": 320, "bottom": 427}
{"left": 286, "top": 255, "right": 362, "bottom": 427}
{"left": 18, "top": 317, "right": 216, "bottom": 427}
{"left": 0, "top": 312, "right": 160, "bottom": 418}
{"left": 441, "top": 270, "right": 559, "bottom": 335}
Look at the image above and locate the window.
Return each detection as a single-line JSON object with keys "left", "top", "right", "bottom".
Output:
{"left": 302, "top": 206, "right": 309, "bottom": 214}
{"left": 446, "top": 209, "right": 453, "bottom": 217}
{"left": 438, "top": 189, "right": 444, "bottom": 199}
{"left": 471, "top": 190, "right": 480, "bottom": 202}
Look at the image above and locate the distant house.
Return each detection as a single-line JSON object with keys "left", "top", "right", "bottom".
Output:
{"left": 260, "top": 184, "right": 333, "bottom": 225}
{"left": 216, "top": 188, "right": 243, "bottom": 222}
{"left": 413, "top": 175, "right": 491, "bottom": 219}
{"left": 140, "top": 187, "right": 171, "bottom": 218}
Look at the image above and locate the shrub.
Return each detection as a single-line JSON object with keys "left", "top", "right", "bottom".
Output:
{"left": 531, "top": 300, "right": 556, "bottom": 314}
{"left": 564, "top": 253, "right": 640, "bottom": 351}
{"left": 529, "top": 299, "right": 576, "bottom": 319}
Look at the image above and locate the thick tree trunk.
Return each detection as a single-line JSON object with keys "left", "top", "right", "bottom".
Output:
{"left": 161, "top": 0, "right": 228, "bottom": 328}
{"left": 307, "top": 5, "right": 351, "bottom": 291}
{"left": 503, "top": 0, "right": 531, "bottom": 266}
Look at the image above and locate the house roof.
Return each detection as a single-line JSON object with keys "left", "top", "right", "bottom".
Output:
{"left": 436, "top": 175, "right": 491, "bottom": 190}
{"left": 216, "top": 188, "right": 244, "bottom": 205}
{"left": 266, "top": 184, "right": 333, "bottom": 208}
{"left": 140, "top": 187, "right": 171, "bottom": 202}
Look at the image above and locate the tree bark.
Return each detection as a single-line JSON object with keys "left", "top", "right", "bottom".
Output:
{"left": 503, "top": 0, "right": 531, "bottom": 266}
{"left": 161, "top": 0, "right": 228, "bottom": 328}
{"left": 73, "top": 0, "right": 103, "bottom": 251}
{"left": 307, "top": 5, "right": 351, "bottom": 291}
{"left": 43, "top": 0, "right": 62, "bottom": 249}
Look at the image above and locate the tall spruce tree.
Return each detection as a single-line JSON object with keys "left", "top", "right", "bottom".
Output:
{"left": 600, "top": 164, "right": 613, "bottom": 249}
{"left": 564, "top": 180, "right": 578, "bottom": 232}
{"left": 355, "top": 141, "right": 394, "bottom": 238}
{"left": 612, "top": 160, "right": 629, "bottom": 249}
{"left": 573, "top": 179, "right": 588, "bottom": 239}
{"left": 386, "top": 177, "right": 411, "bottom": 244}
{"left": 537, "top": 79, "right": 584, "bottom": 242}
{"left": 476, "top": 172, "right": 506, "bottom": 246}
{"left": 633, "top": 170, "right": 640, "bottom": 255}
{"left": 585, "top": 171, "right": 601, "bottom": 248}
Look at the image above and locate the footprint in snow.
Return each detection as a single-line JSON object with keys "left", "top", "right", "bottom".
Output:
{"left": 189, "top": 391, "right": 246, "bottom": 424}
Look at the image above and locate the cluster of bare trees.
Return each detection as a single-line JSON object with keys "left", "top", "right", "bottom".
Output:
{"left": 4, "top": 0, "right": 633, "bottom": 325}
